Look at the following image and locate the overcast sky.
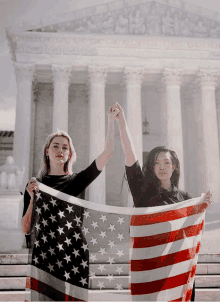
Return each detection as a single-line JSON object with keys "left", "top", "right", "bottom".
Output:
{"left": 0, "top": 0, "right": 220, "bottom": 130}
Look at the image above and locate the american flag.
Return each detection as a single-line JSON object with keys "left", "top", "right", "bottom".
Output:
{"left": 25, "top": 182, "right": 207, "bottom": 302}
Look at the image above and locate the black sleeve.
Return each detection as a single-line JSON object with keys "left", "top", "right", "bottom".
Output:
{"left": 66, "top": 160, "right": 102, "bottom": 196}
{"left": 125, "top": 160, "right": 146, "bottom": 206}
{"left": 22, "top": 187, "right": 31, "bottom": 217}
{"left": 179, "top": 190, "right": 193, "bottom": 201}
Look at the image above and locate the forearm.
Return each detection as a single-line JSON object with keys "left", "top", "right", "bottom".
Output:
{"left": 21, "top": 199, "right": 33, "bottom": 234}
{"left": 118, "top": 117, "right": 137, "bottom": 166}
{"left": 95, "top": 117, "right": 114, "bottom": 170}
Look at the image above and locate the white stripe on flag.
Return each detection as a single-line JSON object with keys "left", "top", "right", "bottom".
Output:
{"left": 130, "top": 257, "right": 193, "bottom": 283}
{"left": 130, "top": 213, "right": 203, "bottom": 237}
{"left": 30, "top": 265, "right": 88, "bottom": 301}
{"left": 130, "top": 233, "right": 202, "bottom": 260}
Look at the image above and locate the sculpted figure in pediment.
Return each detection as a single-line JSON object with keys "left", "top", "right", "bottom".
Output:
{"left": 101, "top": 13, "right": 115, "bottom": 34}
{"left": 129, "top": 9, "right": 146, "bottom": 34}
{"left": 162, "top": 10, "right": 175, "bottom": 35}
{"left": 74, "top": 19, "right": 97, "bottom": 33}
{"left": 180, "top": 17, "right": 192, "bottom": 36}
{"left": 194, "top": 20, "right": 207, "bottom": 37}
{"left": 146, "top": 5, "right": 161, "bottom": 35}
{"left": 115, "top": 14, "right": 129, "bottom": 34}
{"left": 210, "top": 21, "right": 220, "bottom": 37}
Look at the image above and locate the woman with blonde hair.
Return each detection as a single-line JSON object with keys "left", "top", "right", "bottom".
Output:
{"left": 21, "top": 106, "right": 119, "bottom": 300}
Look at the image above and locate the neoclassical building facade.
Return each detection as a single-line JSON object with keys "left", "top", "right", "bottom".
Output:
{"left": 6, "top": 0, "right": 220, "bottom": 207}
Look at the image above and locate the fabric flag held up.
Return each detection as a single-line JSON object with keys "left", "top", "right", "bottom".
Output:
{"left": 25, "top": 182, "right": 208, "bottom": 301}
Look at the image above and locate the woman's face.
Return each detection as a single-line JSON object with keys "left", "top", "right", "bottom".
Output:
{"left": 46, "top": 136, "right": 70, "bottom": 166}
{"left": 154, "top": 152, "right": 175, "bottom": 183}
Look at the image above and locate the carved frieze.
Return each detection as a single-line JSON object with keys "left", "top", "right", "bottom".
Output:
{"left": 28, "top": 1, "right": 220, "bottom": 39}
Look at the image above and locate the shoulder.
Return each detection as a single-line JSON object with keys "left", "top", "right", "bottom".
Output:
{"left": 177, "top": 188, "right": 192, "bottom": 200}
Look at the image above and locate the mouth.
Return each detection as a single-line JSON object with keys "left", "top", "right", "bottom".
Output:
{"left": 56, "top": 156, "right": 63, "bottom": 158}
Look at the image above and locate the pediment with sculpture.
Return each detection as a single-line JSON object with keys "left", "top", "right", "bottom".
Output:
{"left": 28, "top": 1, "right": 220, "bottom": 38}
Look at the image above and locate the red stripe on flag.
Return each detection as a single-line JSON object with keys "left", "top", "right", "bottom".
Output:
{"left": 132, "top": 221, "right": 204, "bottom": 248}
{"left": 130, "top": 242, "right": 200, "bottom": 272}
{"left": 28, "top": 277, "right": 85, "bottom": 301}
{"left": 130, "top": 202, "right": 207, "bottom": 226}
{"left": 131, "top": 270, "right": 191, "bottom": 295}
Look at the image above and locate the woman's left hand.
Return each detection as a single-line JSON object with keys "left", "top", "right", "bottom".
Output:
{"left": 108, "top": 106, "right": 120, "bottom": 120}
{"left": 204, "top": 190, "right": 212, "bottom": 208}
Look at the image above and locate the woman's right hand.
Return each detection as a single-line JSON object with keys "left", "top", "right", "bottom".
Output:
{"left": 26, "top": 177, "right": 39, "bottom": 199}
{"left": 112, "top": 102, "right": 125, "bottom": 123}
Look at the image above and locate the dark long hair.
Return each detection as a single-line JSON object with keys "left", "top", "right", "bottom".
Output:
{"left": 142, "top": 146, "right": 180, "bottom": 199}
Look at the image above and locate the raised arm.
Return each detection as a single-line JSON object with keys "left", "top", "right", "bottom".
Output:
{"left": 113, "top": 102, "right": 137, "bottom": 167}
{"left": 95, "top": 106, "right": 119, "bottom": 171}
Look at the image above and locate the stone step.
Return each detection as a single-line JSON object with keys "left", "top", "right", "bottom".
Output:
{"left": 1, "top": 253, "right": 220, "bottom": 264}
{"left": 0, "top": 288, "right": 220, "bottom": 301}
{"left": 0, "top": 277, "right": 26, "bottom": 290}
{"left": 195, "top": 275, "right": 220, "bottom": 288}
{"left": 196, "top": 263, "right": 220, "bottom": 274}
{"left": 0, "top": 265, "right": 28, "bottom": 276}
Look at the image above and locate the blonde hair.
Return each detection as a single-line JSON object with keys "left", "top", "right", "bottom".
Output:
{"left": 37, "top": 130, "right": 76, "bottom": 181}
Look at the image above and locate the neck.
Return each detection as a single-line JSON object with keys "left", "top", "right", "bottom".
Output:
{"left": 160, "top": 180, "right": 172, "bottom": 191}
{"left": 48, "top": 164, "right": 66, "bottom": 175}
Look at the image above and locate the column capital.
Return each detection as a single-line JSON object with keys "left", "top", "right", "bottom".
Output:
{"left": 163, "top": 68, "right": 182, "bottom": 86}
{"left": 14, "top": 63, "right": 35, "bottom": 84}
{"left": 88, "top": 66, "right": 107, "bottom": 85}
{"left": 124, "top": 67, "right": 144, "bottom": 85}
{"left": 198, "top": 69, "right": 218, "bottom": 88}
{"left": 51, "top": 65, "right": 71, "bottom": 84}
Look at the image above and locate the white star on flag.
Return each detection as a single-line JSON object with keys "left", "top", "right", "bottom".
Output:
{"left": 50, "top": 198, "right": 57, "bottom": 207}
{"left": 107, "top": 274, "right": 115, "bottom": 282}
{"left": 58, "top": 210, "right": 65, "bottom": 218}
{"left": 117, "top": 233, "right": 125, "bottom": 241}
{"left": 35, "top": 223, "right": 40, "bottom": 231}
{"left": 64, "top": 237, "right": 72, "bottom": 246}
{"left": 91, "top": 221, "right": 99, "bottom": 229}
{"left": 107, "top": 257, "right": 115, "bottom": 265}
{"left": 57, "top": 226, "right": 64, "bottom": 235}
{"left": 108, "top": 240, "right": 116, "bottom": 249}
{"left": 72, "top": 249, "right": 80, "bottom": 258}
{"left": 116, "top": 266, "right": 124, "bottom": 275}
{"left": 41, "top": 235, "right": 47, "bottom": 243}
{"left": 82, "top": 226, "right": 89, "bottom": 235}
{"left": 98, "top": 247, "right": 107, "bottom": 255}
{"left": 49, "top": 214, "right": 56, "bottom": 223}
{"left": 90, "top": 254, "right": 97, "bottom": 262}
{"left": 40, "top": 251, "right": 47, "bottom": 260}
{"left": 35, "top": 192, "right": 42, "bottom": 200}
{"left": 116, "top": 250, "right": 124, "bottom": 258}
{"left": 83, "top": 210, "right": 90, "bottom": 219}
{"left": 99, "top": 231, "right": 107, "bottom": 239}
{"left": 48, "top": 247, "right": 55, "bottom": 255}
{"left": 64, "top": 254, "right": 71, "bottom": 263}
{"left": 90, "top": 271, "right": 96, "bottom": 278}
{"left": 90, "top": 237, "right": 98, "bottom": 245}
{"left": 42, "top": 219, "right": 48, "bottom": 227}
{"left": 33, "top": 256, "right": 38, "bottom": 265}
{"left": 42, "top": 202, "right": 49, "bottom": 211}
{"left": 48, "top": 230, "right": 55, "bottom": 239}
{"left": 117, "top": 217, "right": 125, "bottom": 225}
{"left": 97, "top": 264, "right": 106, "bottom": 273}
{"left": 66, "top": 205, "right": 73, "bottom": 213}
{"left": 99, "top": 214, "right": 107, "bottom": 223}
{"left": 81, "top": 243, "right": 88, "bottom": 251}
{"left": 57, "top": 243, "right": 64, "bottom": 251}
{"left": 97, "top": 281, "right": 105, "bottom": 290}
{"left": 80, "top": 260, "right": 88, "bottom": 269}
{"left": 74, "top": 216, "right": 81, "bottom": 226}
{"left": 80, "top": 277, "right": 87, "bottom": 286}
{"left": 36, "top": 207, "right": 41, "bottom": 215}
{"left": 73, "top": 232, "right": 80, "bottom": 241}
{"left": 56, "top": 260, "right": 63, "bottom": 268}
{"left": 108, "top": 224, "right": 116, "bottom": 232}
{"left": 65, "top": 221, "right": 72, "bottom": 230}
{"left": 72, "top": 265, "right": 79, "bottom": 275}
{"left": 64, "top": 271, "right": 70, "bottom": 280}
{"left": 48, "top": 263, "right": 54, "bottom": 272}
{"left": 115, "top": 284, "right": 123, "bottom": 290}
{"left": 34, "top": 240, "right": 39, "bottom": 247}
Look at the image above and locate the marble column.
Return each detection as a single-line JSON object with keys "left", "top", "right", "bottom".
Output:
{"left": 197, "top": 70, "right": 220, "bottom": 204}
{"left": 124, "top": 67, "right": 143, "bottom": 207}
{"left": 13, "top": 63, "right": 35, "bottom": 192}
{"left": 163, "top": 68, "right": 185, "bottom": 190}
{"left": 51, "top": 65, "right": 71, "bottom": 133}
{"left": 88, "top": 66, "right": 107, "bottom": 204}
{"left": 215, "top": 89, "right": 220, "bottom": 155}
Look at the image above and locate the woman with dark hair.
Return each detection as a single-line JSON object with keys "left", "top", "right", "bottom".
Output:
{"left": 113, "top": 102, "right": 212, "bottom": 301}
